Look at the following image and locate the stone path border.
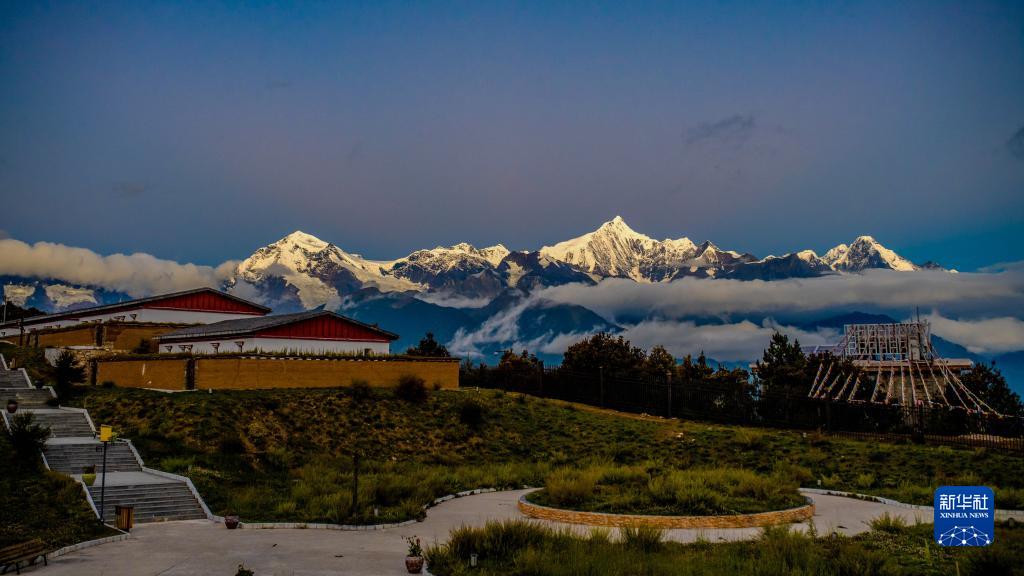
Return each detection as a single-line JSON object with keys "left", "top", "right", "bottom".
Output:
{"left": 228, "top": 488, "right": 503, "bottom": 531}
{"left": 800, "top": 488, "right": 1024, "bottom": 521}
{"left": 517, "top": 492, "right": 815, "bottom": 529}
{"left": 51, "top": 531, "right": 130, "bottom": 558}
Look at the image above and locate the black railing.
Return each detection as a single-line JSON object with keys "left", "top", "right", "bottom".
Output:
{"left": 462, "top": 367, "right": 1024, "bottom": 452}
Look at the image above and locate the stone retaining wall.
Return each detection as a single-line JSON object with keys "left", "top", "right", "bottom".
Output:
{"left": 194, "top": 356, "right": 459, "bottom": 390}
{"left": 517, "top": 494, "right": 814, "bottom": 529}
{"left": 93, "top": 355, "right": 459, "bottom": 390}
{"left": 94, "top": 358, "right": 190, "bottom": 390}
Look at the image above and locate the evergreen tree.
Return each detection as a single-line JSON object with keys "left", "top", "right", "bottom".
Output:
{"left": 643, "top": 345, "right": 677, "bottom": 379}
{"left": 497, "top": 349, "right": 542, "bottom": 372}
{"left": 961, "top": 362, "right": 1024, "bottom": 418}
{"left": 678, "top": 353, "right": 715, "bottom": 386}
{"left": 753, "top": 332, "right": 810, "bottom": 396}
{"left": 561, "top": 332, "right": 646, "bottom": 375}
{"left": 405, "top": 332, "right": 450, "bottom": 357}
{"left": 53, "top": 349, "right": 85, "bottom": 397}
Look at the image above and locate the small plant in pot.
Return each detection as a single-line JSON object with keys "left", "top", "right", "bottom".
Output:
{"left": 224, "top": 513, "right": 240, "bottom": 529}
{"left": 81, "top": 464, "right": 96, "bottom": 486}
{"left": 6, "top": 398, "right": 17, "bottom": 414}
{"left": 405, "top": 536, "right": 424, "bottom": 574}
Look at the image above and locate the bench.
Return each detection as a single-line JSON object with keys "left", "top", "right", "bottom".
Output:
{"left": 0, "top": 539, "right": 48, "bottom": 574}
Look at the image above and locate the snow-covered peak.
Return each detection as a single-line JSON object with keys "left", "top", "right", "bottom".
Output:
{"left": 662, "top": 236, "right": 698, "bottom": 254}
{"left": 406, "top": 242, "right": 510, "bottom": 269}
{"left": 277, "top": 230, "right": 330, "bottom": 252}
{"left": 540, "top": 216, "right": 657, "bottom": 278}
{"left": 823, "top": 236, "right": 917, "bottom": 272}
{"left": 796, "top": 249, "right": 819, "bottom": 262}
{"left": 477, "top": 244, "right": 511, "bottom": 267}
{"left": 234, "top": 231, "right": 419, "bottom": 309}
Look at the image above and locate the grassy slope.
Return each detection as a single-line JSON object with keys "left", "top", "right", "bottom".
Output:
{"left": 0, "top": 433, "right": 116, "bottom": 550}
{"left": 69, "top": 386, "right": 1024, "bottom": 524}
{"left": 426, "top": 519, "right": 1024, "bottom": 576}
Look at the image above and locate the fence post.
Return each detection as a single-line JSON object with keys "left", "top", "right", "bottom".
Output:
{"left": 666, "top": 371, "right": 673, "bottom": 419}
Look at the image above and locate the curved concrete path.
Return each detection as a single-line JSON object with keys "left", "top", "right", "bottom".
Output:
{"left": 37, "top": 489, "right": 927, "bottom": 575}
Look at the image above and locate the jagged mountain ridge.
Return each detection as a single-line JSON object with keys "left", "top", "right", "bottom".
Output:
{"left": 224, "top": 217, "right": 934, "bottom": 310}
{"left": 4, "top": 217, "right": 939, "bottom": 314}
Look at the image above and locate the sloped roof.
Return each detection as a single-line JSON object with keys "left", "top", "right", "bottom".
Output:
{"left": 0, "top": 287, "right": 270, "bottom": 329}
{"left": 157, "top": 309, "right": 398, "bottom": 341}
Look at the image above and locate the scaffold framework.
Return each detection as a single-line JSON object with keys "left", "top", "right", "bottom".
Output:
{"left": 808, "top": 321, "right": 997, "bottom": 415}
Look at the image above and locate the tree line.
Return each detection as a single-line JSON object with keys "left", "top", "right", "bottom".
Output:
{"left": 450, "top": 331, "right": 1023, "bottom": 418}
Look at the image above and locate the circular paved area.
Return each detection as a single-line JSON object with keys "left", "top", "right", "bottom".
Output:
{"left": 39, "top": 489, "right": 927, "bottom": 575}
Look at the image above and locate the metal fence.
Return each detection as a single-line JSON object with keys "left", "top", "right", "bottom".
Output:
{"left": 462, "top": 367, "right": 1024, "bottom": 452}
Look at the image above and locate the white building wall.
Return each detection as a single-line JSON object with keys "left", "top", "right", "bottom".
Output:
{"left": 160, "top": 337, "right": 390, "bottom": 356}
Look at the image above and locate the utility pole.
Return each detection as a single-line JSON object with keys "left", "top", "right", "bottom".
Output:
{"left": 98, "top": 425, "right": 113, "bottom": 522}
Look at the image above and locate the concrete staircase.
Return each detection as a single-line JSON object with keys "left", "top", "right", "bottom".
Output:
{"left": 45, "top": 440, "right": 143, "bottom": 475}
{"left": 1, "top": 387, "right": 54, "bottom": 408}
{"left": 0, "top": 369, "right": 30, "bottom": 387}
{"left": 1, "top": 353, "right": 211, "bottom": 525}
{"left": 26, "top": 409, "right": 95, "bottom": 437}
{"left": 89, "top": 481, "right": 208, "bottom": 523}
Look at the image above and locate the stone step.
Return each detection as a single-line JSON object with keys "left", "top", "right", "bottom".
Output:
{"left": 0, "top": 371, "right": 30, "bottom": 387}
{"left": 44, "top": 442, "right": 142, "bottom": 474}
{"left": 24, "top": 411, "right": 93, "bottom": 438}
{"left": 88, "top": 482, "right": 205, "bottom": 523}
{"left": 0, "top": 388, "right": 54, "bottom": 408}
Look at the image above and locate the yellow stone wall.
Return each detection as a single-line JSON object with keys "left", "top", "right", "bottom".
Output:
{"left": 34, "top": 326, "right": 97, "bottom": 348}
{"left": 93, "top": 356, "right": 459, "bottom": 391}
{"left": 104, "top": 324, "right": 183, "bottom": 351}
{"left": 94, "top": 359, "right": 190, "bottom": 390}
{"left": 194, "top": 357, "right": 459, "bottom": 390}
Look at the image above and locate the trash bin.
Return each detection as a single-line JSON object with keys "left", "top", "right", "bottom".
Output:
{"left": 115, "top": 505, "right": 134, "bottom": 531}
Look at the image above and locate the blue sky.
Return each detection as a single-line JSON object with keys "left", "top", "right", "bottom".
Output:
{"left": 1, "top": 1, "right": 1022, "bottom": 270}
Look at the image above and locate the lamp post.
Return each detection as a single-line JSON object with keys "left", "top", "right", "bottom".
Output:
{"left": 98, "top": 425, "right": 112, "bottom": 522}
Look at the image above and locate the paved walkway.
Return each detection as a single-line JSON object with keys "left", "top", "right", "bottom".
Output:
{"left": 38, "top": 489, "right": 927, "bottom": 575}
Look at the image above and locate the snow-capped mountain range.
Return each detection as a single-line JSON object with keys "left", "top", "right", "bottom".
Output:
{"left": 4, "top": 216, "right": 939, "bottom": 314}
{"left": 221, "top": 216, "right": 935, "bottom": 311}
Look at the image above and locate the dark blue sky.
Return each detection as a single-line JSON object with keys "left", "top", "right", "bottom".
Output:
{"left": 2, "top": 1, "right": 1022, "bottom": 270}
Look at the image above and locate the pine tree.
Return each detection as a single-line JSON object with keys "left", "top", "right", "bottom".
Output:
{"left": 405, "top": 332, "right": 450, "bottom": 357}
{"left": 961, "top": 362, "right": 1024, "bottom": 417}
{"left": 561, "top": 332, "right": 646, "bottom": 375}
{"left": 753, "top": 332, "right": 809, "bottom": 397}
{"left": 642, "top": 345, "right": 677, "bottom": 379}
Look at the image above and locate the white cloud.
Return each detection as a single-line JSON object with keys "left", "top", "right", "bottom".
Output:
{"left": 450, "top": 269, "right": 1024, "bottom": 361}
{"left": 924, "top": 313, "right": 1024, "bottom": 354}
{"left": 536, "top": 270, "right": 1024, "bottom": 320}
{"left": 414, "top": 292, "right": 492, "bottom": 309}
{"left": 448, "top": 298, "right": 533, "bottom": 358}
{"left": 0, "top": 239, "right": 238, "bottom": 298}
{"left": 622, "top": 319, "right": 838, "bottom": 363}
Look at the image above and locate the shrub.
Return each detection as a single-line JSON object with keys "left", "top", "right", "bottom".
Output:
{"left": 868, "top": 512, "right": 907, "bottom": 533}
{"left": 9, "top": 413, "right": 49, "bottom": 468}
{"left": 458, "top": 399, "right": 486, "bottom": 430}
{"left": 53, "top": 350, "right": 85, "bottom": 396}
{"left": 395, "top": 375, "right": 428, "bottom": 403}
{"left": 132, "top": 338, "right": 155, "bottom": 354}
{"left": 445, "top": 519, "right": 548, "bottom": 561}
{"left": 100, "top": 381, "right": 116, "bottom": 389}
{"left": 620, "top": 525, "right": 664, "bottom": 553}
{"left": 545, "top": 468, "right": 600, "bottom": 507}
{"left": 349, "top": 379, "right": 372, "bottom": 401}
